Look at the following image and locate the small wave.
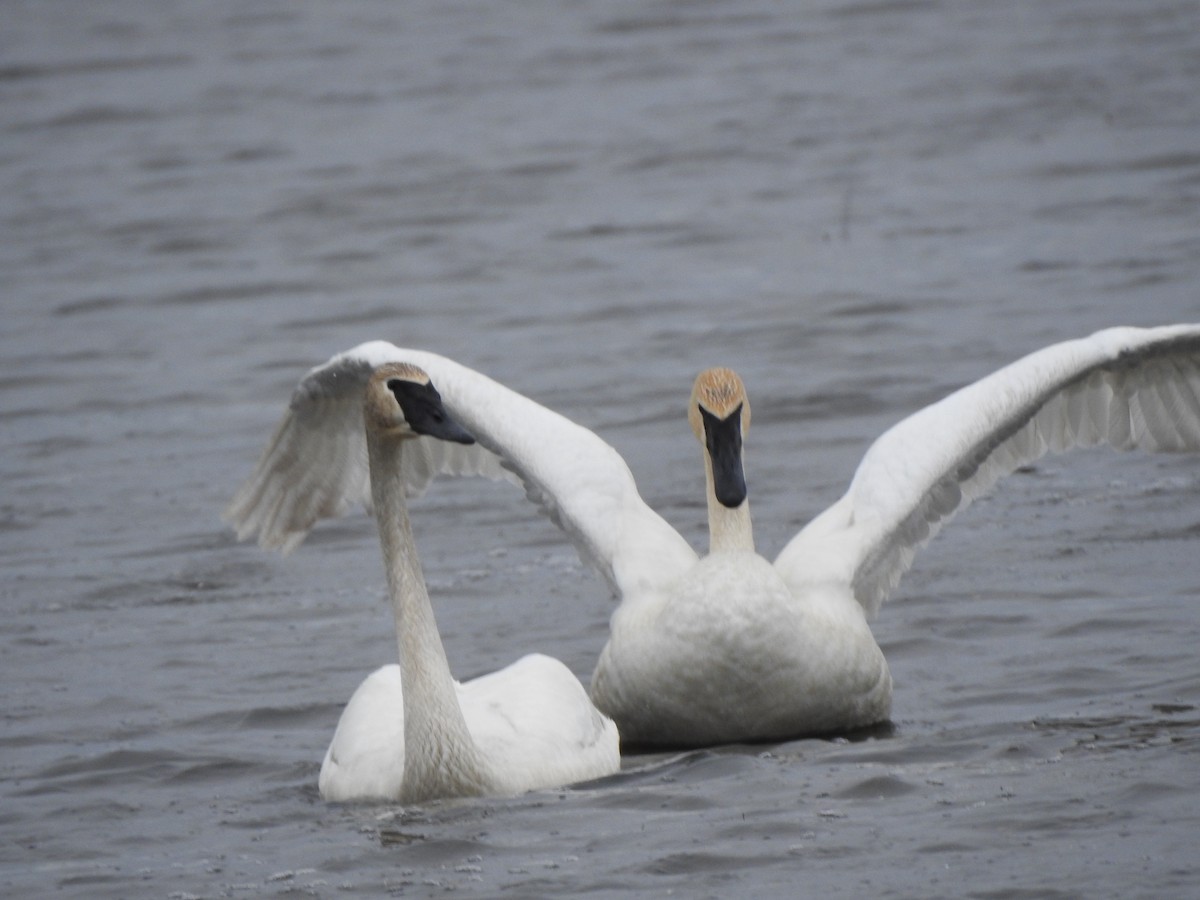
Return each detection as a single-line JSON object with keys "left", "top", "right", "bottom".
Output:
{"left": 18, "top": 748, "right": 192, "bottom": 795}
{"left": 0, "top": 55, "right": 191, "bottom": 81}
{"left": 830, "top": 772, "right": 920, "bottom": 800}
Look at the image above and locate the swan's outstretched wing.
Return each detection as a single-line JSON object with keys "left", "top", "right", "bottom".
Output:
{"left": 226, "top": 342, "right": 697, "bottom": 594}
{"left": 225, "top": 342, "right": 509, "bottom": 554}
{"left": 775, "top": 325, "right": 1200, "bottom": 618}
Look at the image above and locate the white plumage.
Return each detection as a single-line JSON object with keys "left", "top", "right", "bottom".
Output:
{"left": 228, "top": 325, "right": 1200, "bottom": 748}
{"left": 319, "top": 653, "right": 619, "bottom": 803}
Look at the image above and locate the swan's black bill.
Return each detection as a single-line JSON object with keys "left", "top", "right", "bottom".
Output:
{"left": 387, "top": 379, "right": 476, "bottom": 445}
{"left": 700, "top": 404, "right": 746, "bottom": 508}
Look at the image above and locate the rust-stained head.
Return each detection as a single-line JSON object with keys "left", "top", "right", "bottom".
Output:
{"left": 688, "top": 367, "right": 750, "bottom": 442}
{"left": 365, "top": 363, "right": 473, "bottom": 445}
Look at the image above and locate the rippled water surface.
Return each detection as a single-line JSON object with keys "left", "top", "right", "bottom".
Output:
{"left": 3, "top": 1, "right": 1199, "bottom": 896}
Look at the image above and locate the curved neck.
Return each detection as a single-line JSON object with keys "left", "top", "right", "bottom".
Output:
{"left": 367, "top": 431, "right": 489, "bottom": 802}
{"left": 704, "top": 448, "right": 755, "bottom": 554}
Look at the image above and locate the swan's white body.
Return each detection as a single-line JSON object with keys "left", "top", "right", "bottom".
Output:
{"left": 319, "top": 653, "right": 618, "bottom": 802}
{"left": 228, "top": 326, "right": 1200, "bottom": 748}
{"left": 234, "top": 364, "right": 618, "bottom": 802}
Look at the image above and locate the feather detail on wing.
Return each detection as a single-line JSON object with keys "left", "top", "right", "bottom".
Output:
{"left": 224, "top": 343, "right": 514, "bottom": 553}
{"left": 225, "top": 342, "right": 697, "bottom": 595}
{"left": 774, "top": 325, "right": 1200, "bottom": 618}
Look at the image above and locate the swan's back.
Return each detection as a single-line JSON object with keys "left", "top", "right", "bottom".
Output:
{"left": 319, "top": 664, "right": 406, "bottom": 803}
{"left": 460, "top": 654, "right": 620, "bottom": 793}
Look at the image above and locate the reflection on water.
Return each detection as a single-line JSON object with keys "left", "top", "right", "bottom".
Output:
{"left": 2, "top": 0, "right": 1199, "bottom": 896}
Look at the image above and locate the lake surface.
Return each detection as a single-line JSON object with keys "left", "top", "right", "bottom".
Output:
{"left": 3, "top": 0, "right": 1199, "bottom": 896}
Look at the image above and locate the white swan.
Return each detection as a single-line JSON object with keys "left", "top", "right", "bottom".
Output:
{"left": 227, "top": 325, "right": 1200, "bottom": 748}
{"left": 233, "top": 362, "right": 619, "bottom": 802}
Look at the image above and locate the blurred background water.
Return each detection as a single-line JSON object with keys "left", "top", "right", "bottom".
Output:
{"left": 2, "top": 0, "right": 1199, "bottom": 896}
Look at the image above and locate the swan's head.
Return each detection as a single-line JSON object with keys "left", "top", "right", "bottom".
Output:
{"left": 365, "top": 363, "right": 476, "bottom": 445}
{"left": 688, "top": 367, "right": 750, "bottom": 508}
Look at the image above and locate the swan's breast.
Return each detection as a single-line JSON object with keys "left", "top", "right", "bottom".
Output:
{"left": 593, "top": 552, "right": 891, "bottom": 745}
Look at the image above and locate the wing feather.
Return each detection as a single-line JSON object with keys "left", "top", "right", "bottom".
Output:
{"left": 774, "top": 325, "right": 1200, "bottom": 617}
{"left": 225, "top": 343, "right": 514, "bottom": 552}
{"left": 226, "top": 342, "right": 697, "bottom": 595}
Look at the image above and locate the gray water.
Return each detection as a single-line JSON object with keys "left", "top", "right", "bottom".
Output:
{"left": 3, "top": 0, "right": 1200, "bottom": 896}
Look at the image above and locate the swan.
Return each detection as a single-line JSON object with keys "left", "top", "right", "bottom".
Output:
{"left": 233, "top": 362, "right": 619, "bottom": 802}
{"left": 227, "top": 325, "right": 1200, "bottom": 748}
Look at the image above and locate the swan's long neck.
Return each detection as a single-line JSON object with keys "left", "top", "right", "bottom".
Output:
{"left": 703, "top": 448, "right": 755, "bottom": 554}
{"left": 367, "top": 432, "right": 490, "bottom": 802}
